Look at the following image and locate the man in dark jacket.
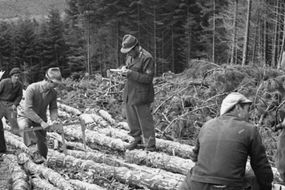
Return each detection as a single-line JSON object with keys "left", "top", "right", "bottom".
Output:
{"left": 120, "top": 34, "right": 156, "bottom": 151}
{"left": 179, "top": 92, "right": 273, "bottom": 190}
{"left": 0, "top": 67, "right": 23, "bottom": 154}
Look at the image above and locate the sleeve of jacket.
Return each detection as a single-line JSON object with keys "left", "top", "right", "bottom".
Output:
{"left": 127, "top": 56, "right": 154, "bottom": 84}
{"left": 13, "top": 83, "right": 23, "bottom": 106}
{"left": 24, "top": 85, "right": 44, "bottom": 124}
{"left": 192, "top": 138, "right": 199, "bottom": 162}
{"left": 249, "top": 126, "right": 273, "bottom": 190}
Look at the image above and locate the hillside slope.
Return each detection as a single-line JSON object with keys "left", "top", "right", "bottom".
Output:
{"left": 0, "top": 0, "right": 66, "bottom": 19}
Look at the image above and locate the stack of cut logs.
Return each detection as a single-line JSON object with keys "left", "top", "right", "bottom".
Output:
{"left": 2, "top": 102, "right": 285, "bottom": 190}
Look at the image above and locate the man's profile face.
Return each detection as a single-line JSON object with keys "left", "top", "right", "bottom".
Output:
{"left": 127, "top": 46, "right": 139, "bottom": 58}
{"left": 11, "top": 74, "right": 20, "bottom": 84}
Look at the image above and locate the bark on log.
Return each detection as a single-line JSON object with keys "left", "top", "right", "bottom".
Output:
{"left": 19, "top": 152, "right": 75, "bottom": 190}
{"left": 69, "top": 179, "right": 106, "bottom": 190}
{"left": 4, "top": 131, "right": 31, "bottom": 154}
{"left": 63, "top": 125, "right": 127, "bottom": 151}
{"left": 48, "top": 132, "right": 93, "bottom": 151}
{"left": 80, "top": 113, "right": 95, "bottom": 124}
{"left": 98, "top": 110, "right": 116, "bottom": 124}
{"left": 78, "top": 115, "right": 195, "bottom": 158}
{"left": 89, "top": 125, "right": 133, "bottom": 142}
{"left": 31, "top": 177, "right": 61, "bottom": 190}
{"left": 117, "top": 121, "right": 130, "bottom": 130}
{"left": 48, "top": 150, "right": 184, "bottom": 190}
{"left": 57, "top": 102, "right": 82, "bottom": 115}
{"left": 64, "top": 149, "right": 183, "bottom": 181}
{"left": 125, "top": 149, "right": 194, "bottom": 175}
{"left": 4, "top": 154, "right": 30, "bottom": 190}
{"left": 58, "top": 110, "right": 71, "bottom": 118}
{"left": 89, "top": 113, "right": 109, "bottom": 127}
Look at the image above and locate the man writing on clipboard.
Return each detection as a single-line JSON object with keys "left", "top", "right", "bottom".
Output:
{"left": 112, "top": 34, "right": 156, "bottom": 151}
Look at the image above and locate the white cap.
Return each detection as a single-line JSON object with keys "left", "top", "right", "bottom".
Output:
{"left": 220, "top": 92, "right": 252, "bottom": 116}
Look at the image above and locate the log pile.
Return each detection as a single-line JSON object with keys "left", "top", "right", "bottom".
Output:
{"left": 2, "top": 102, "right": 285, "bottom": 190}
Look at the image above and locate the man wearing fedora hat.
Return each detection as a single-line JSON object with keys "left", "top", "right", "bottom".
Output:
{"left": 0, "top": 67, "right": 23, "bottom": 159}
{"left": 179, "top": 92, "right": 273, "bottom": 190}
{"left": 18, "top": 67, "right": 63, "bottom": 164}
{"left": 119, "top": 34, "right": 156, "bottom": 151}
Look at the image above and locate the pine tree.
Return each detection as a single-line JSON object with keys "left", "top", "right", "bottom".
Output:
{"left": 46, "top": 8, "right": 70, "bottom": 77}
{"left": 0, "top": 22, "right": 13, "bottom": 70}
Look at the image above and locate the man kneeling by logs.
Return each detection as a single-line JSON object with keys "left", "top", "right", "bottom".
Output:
{"left": 18, "top": 67, "right": 63, "bottom": 164}
{"left": 179, "top": 92, "right": 273, "bottom": 190}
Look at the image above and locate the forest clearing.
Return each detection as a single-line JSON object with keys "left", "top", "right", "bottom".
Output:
{"left": 0, "top": 61, "right": 285, "bottom": 189}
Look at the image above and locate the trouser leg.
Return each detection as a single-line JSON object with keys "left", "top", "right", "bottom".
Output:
{"left": 34, "top": 129, "right": 47, "bottom": 158}
{"left": 125, "top": 103, "right": 142, "bottom": 141}
{"left": 0, "top": 104, "right": 6, "bottom": 152}
{"left": 18, "top": 117, "right": 47, "bottom": 158}
{"left": 134, "top": 104, "right": 155, "bottom": 147}
{"left": 0, "top": 119, "right": 6, "bottom": 152}
{"left": 6, "top": 106, "right": 19, "bottom": 135}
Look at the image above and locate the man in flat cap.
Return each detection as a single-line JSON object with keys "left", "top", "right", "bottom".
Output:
{"left": 0, "top": 67, "right": 23, "bottom": 159}
{"left": 119, "top": 34, "right": 156, "bottom": 151}
{"left": 18, "top": 67, "right": 62, "bottom": 164}
{"left": 179, "top": 92, "right": 273, "bottom": 190}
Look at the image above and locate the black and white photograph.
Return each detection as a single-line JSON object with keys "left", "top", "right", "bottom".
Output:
{"left": 0, "top": 0, "right": 285, "bottom": 189}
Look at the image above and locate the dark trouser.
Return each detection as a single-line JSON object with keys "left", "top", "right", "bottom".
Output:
{"left": 18, "top": 117, "right": 48, "bottom": 158}
{"left": 0, "top": 122, "right": 5, "bottom": 152}
{"left": 179, "top": 180, "right": 245, "bottom": 190}
{"left": 125, "top": 103, "right": 155, "bottom": 147}
{"left": 178, "top": 169, "right": 258, "bottom": 190}
{"left": 0, "top": 101, "right": 19, "bottom": 152}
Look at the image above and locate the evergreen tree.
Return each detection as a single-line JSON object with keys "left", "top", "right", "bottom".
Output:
{"left": 46, "top": 8, "right": 70, "bottom": 77}
{"left": 0, "top": 22, "right": 13, "bottom": 70}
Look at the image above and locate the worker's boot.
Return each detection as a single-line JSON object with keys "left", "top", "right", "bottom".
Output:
{"left": 125, "top": 139, "right": 143, "bottom": 150}
{"left": 32, "top": 151, "right": 45, "bottom": 164}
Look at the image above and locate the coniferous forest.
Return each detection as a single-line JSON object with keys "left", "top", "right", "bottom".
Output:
{"left": 0, "top": 0, "right": 284, "bottom": 84}
{"left": 3, "top": 1, "right": 285, "bottom": 189}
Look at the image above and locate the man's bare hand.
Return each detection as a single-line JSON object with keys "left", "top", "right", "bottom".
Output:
{"left": 40, "top": 121, "right": 50, "bottom": 129}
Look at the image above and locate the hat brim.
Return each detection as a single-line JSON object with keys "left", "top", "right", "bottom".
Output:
{"left": 120, "top": 46, "right": 135, "bottom": 54}
{"left": 50, "top": 79, "right": 62, "bottom": 84}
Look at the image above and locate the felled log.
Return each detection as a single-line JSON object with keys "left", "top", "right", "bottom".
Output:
{"left": 63, "top": 125, "right": 127, "bottom": 151}
{"left": 64, "top": 149, "right": 183, "bottom": 181}
{"left": 89, "top": 113, "right": 109, "bottom": 127}
{"left": 69, "top": 179, "right": 106, "bottom": 190}
{"left": 48, "top": 132, "right": 93, "bottom": 151}
{"left": 4, "top": 154, "right": 30, "bottom": 190}
{"left": 4, "top": 131, "right": 31, "bottom": 155}
{"left": 98, "top": 110, "right": 115, "bottom": 124}
{"left": 31, "top": 177, "right": 60, "bottom": 190}
{"left": 58, "top": 110, "right": 71, "bottom": 118}
{"left": 57, "top": 102, "right": 82, "bottom": 115}
{"left": 48, "top": 150, "right": 184, "bottom": 190}
{"left": 70, "top": 118, "right": 195, "bottom": 158}
{"left": 156, "top": 138, "right": 194, "bottom": 159}
{"left": 125, "top": 149, "right": 194, "bottom": 175}
{"left": 116, "top": 121, "right": 129, "bottom": 130}
{"left": 19, "top": 152, "right": 75, "bottom": 190}
{"left": 80, "top": 113, "right": 95, "bottom": 124}
{"left": 89, "top": 125, "right": 133, "bottom": 142}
